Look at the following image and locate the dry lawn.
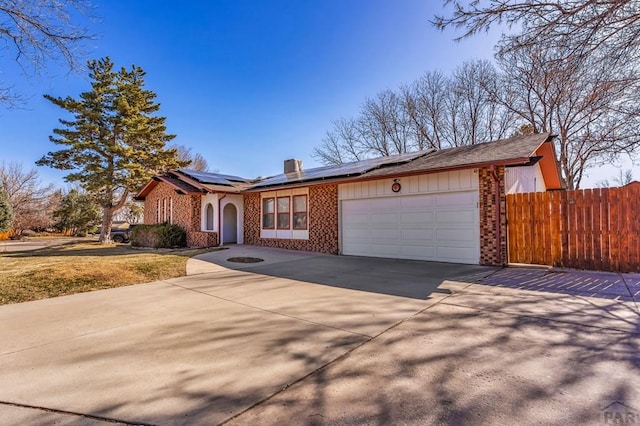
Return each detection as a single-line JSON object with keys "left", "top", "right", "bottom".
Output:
{"left": 0, "top": 243, "right": 212, "bottom": 305}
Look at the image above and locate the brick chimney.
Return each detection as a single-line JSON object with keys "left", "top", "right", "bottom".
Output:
{"left": 284, "top": 159, "right": 303, "bottom": 174}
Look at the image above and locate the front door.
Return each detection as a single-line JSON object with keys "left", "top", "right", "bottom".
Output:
{"left": 222, "top": 203, "right": 238, "bottom": 244}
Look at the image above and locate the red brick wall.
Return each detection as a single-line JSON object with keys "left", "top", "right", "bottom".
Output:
{"left": 142, "top": 182, "right": 218, "bottom": 248}
{"left": 187, "top": 231, "right": 218, "bottom": 248}
{"left": 479, "top": 166, "right": 507, "bottom": 265}
{"left": 243, "top": 184, "right": 339, "bottom": 254}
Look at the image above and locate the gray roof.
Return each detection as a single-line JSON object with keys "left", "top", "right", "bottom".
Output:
{"left": 138, "top": 133, "right": 554, "bottom": 198}
{"left": 249, "top": 132, "right": 552, "bottom": 190}
{"left": 362, "top": 132, "right": 552, "bottom": 179}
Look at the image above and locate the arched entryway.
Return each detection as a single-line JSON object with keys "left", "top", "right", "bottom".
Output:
{"left": 222, "top": 203, "right": 238, "bottom": 244}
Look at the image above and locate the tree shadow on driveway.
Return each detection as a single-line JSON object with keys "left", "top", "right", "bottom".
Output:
{"left": 202, "top": 253, "right": 497, "bottom": 300}
{"left": 227, "top": 286, "right": 640, "bottom": 425}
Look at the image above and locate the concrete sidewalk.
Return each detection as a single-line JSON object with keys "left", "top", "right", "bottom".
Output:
{"left": 0, "top": 237, "right": 94, "bottom": 253}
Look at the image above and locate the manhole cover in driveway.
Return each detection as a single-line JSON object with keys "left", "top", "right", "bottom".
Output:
{"left": 227, "top": 257, "right": 264, "bottom": 263}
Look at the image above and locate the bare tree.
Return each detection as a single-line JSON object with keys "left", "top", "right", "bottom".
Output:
{"left": 401, "top": 71, "right": 449, "bottom": 150}
{"left": 0, "top": 162, "right": 57, "bottom": 234}
{"left": 444, "top": 60, "right": 516, "bottom": 147}
{"left": 312, "top": 117, "right": 366, "bottom": 165}
{"left": 597, "top": 169, "right": 634, "bottom": 188}
{"left": 358, "top": 90, "right": 415, "bottom": 157}
{"left": 313, "top": 60, "right": 517, "bottom": 165}
{"left": 494, "top": 42, "right": 640, "bottom": 189}
{"left": 0, "top": 0, "right": 93, "bottom": 104}
{"left": 173, "top": 145, "right": 210, "bottom": 172}
{"left": 433, "top": 1, "right": 640, "bottom": 61}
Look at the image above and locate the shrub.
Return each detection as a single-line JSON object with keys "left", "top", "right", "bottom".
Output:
{"left": 130, "top": 223, "right": 186, "bottom": 248}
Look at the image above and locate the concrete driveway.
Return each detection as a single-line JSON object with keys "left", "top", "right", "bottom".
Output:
{"left": 1, "top": 247, "right": 639, "bottom": 425}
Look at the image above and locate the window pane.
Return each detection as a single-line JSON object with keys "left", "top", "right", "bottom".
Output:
{"left": 293, "top": 212, "right": 307, "bottom": 229}
{"left": 293, "top": 195, "right": 306, "bottom": 212}
{"left": 277, "top": 213, "right": 289, "bottom": 229}
{"left": 263, "top": 213, "right": 274, "bottom": 229}
{"left": 262, "top": 198, "right": 274, "bottom": 228}
{"left": 292, "top": 195, "right": 307, "bottom": 229}
{"left": 277, "top": 197, "right": 290, "bottom": 212}
{"left": 263, "top": 198, "right": 274, "bottom": 213}
{"left": 206, "top": 203, "right": 214, "bottom": 230}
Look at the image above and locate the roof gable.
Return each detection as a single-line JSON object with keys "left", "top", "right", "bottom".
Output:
{"left": 135, "top": 170, "right": 253, "bottom": 200}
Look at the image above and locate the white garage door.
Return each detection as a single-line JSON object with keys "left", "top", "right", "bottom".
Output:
{"left": 340, "top": 191, "right": 480, "bottom": 264}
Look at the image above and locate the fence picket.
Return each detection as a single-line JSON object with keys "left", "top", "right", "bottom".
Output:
{"left": 591, "top": 188, "right": 602, "bottom": 271}
{"left": 584, "top": 189, "right": 593, "bottom": 270}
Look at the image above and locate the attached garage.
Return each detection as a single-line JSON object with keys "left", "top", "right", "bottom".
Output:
{"left": 339, "top": 170, "right": 480, "bottom": 264}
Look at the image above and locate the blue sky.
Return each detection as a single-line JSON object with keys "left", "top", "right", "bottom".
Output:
{"left": 0, "top": 0, "right": 629, "bottom": 187}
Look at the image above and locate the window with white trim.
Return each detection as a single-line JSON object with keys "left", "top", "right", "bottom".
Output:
{"left": 260, "top": 189, "right": 309, "bottom": 239}
{"left": 163, "top": 198, "right": 167, "bottom": 222}
{"left": 292, "top": 195, "right": 308, "bottom": 230}
{"left": 205, "top": 203, "right": 214, "bottom": 231}
{"left": 277, "top": 197, "right": 290, "bottom": 229}
{"left": 262, "top": 198, "right": 275, "bottom": 229}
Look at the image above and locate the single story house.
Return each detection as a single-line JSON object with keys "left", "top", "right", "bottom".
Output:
{"left": 135, "top": 132, "right": 563, "bottom": 266}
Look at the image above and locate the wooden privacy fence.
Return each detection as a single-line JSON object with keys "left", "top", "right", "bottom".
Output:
{"left": 506, "top": 182, "right": 640, "bottom": 272}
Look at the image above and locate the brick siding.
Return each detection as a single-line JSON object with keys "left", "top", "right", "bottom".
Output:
{"left": 142, "top": 182, "right": 218, "bottom": 248}
{"left": 187, "top": 231, "right": 218, "bottom": 248}
{"left": 243, "top": 184, "right": 339, "bottom": 254}
{"left": 479, "top": 166, "right": 507, "bottom": 265}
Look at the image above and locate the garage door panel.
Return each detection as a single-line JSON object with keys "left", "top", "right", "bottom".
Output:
{"left": 400, "top": 194, "right": 434, "bottom": 208}
{"left": 369, "top": 244, "right": 401, "bottom": 257}
{"left": 343, "top": 228, "right": 371, "bottom": 240}
{"left": 342, "top": 201, "right": 371, "bottom": 214}
{"left": 437, "top": 246, "right": 478, "bottom": 262}
{"left": 371, "top": 213, "right": 398, "bottom": 226}
{"left": 401, "top": 229, "right": 434, "bottom": 242}
{"left": 342, "top": 242, "right": 370, "bottom": 254}
{"left": 434, "top": 192, "right": 477, "bottom": 207}
{"left": 342, "top": 213, "right": 369, "bottom": 225}
{"left": 370, "top": 197, "right": 397, "bottom": 211}
{"left": 399, "top": 212, "right": 434, "bottom": 226}
{"left": 401, "top": 245, "right": 436, "bottom": 258}
{"left": 436, "top": 210, "right": 476, "bottom": 224}
{"left": 435, "top": 228, "right": 476, "bottom": 243}
{"left": 341, "top": 190, "right": 479, "bottom": 264}
{"left": 372, "top": 229, "right": 400, "bottom": 242}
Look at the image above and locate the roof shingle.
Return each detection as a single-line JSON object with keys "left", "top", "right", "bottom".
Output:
{"left": 362, "top": 132, "right": 552, "bottom": 179}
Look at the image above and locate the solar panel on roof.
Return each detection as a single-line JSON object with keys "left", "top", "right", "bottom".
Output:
{"left": 178, "top": 169, "right": 251, "bottom": 186}
{"left": 251, "top": 150, "right": 430, "bottom": 189}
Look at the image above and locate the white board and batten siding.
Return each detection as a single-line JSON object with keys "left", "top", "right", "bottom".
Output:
{"left": 505, "top": 164, "right": 546, "bottom": 194}
{"left": 338, "top": 169, "right": 480, "bottom": 264}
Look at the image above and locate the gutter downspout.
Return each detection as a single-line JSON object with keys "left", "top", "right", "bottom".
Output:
{"left": 218, "top": 194, "right": 227, "bottom": 247}
{"left": 490, "top": 165, "right": 503, "bottom": 265}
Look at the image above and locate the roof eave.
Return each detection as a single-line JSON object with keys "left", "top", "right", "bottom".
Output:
{"left": 245, "top": 158, "right": 536, "bottom": 192}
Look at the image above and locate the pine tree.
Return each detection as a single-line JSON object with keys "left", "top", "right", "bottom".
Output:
{"left": 53, "top": 189, "right": 101, "bottom": 236}
{"left": 0, "top": 188, "right": 14, "bottom": 233}
{"left": 38, "top": 57, "right": 186, "bottom": 243}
